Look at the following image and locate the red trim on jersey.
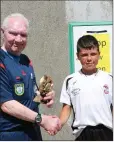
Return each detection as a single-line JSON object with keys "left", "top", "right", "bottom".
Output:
{"left": 0, "top": 63, "right": 5, "bottom": 69}
{"left": 16, "top": 76, "right": 21, "bottom": 80}
{"left": 21, "top": 70, "right": 26, "bottom": 75}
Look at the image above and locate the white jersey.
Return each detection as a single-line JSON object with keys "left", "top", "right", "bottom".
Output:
{"left": 60, "top": 70, "right": 112, "bottom": 138}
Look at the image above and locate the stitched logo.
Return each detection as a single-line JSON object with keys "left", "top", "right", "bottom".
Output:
{"left": 14, "top": 83, "right": 24, "bottom": 96}
{"left": 103, "top": 84, "right": 109, "bottom": 94}
{"left": 71, "top": 88, "right": 80, "bottom": 96}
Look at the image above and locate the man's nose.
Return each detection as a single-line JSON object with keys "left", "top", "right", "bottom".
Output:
{"left": 15, "top": 34, "right": 23, "bottom": 42}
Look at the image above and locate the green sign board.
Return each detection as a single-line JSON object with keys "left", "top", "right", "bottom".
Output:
{"left": 68, "top": 21, "right": 112, "bottom": 74}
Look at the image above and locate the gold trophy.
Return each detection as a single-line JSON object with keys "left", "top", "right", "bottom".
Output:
{"left": 33, "top": 75, "right": 53, "bottom": 103}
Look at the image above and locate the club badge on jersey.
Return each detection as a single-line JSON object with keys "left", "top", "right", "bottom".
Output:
{"left": 14, "top": 83, "right": 24, "bottom": 96}
{"left": 103, "top": 84, "right": 109, "bottom": 94}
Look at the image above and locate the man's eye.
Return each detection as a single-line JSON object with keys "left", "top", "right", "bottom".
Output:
{"left": 21, "top": 34, "right": 27, "bottom": 37}
{"left": 9, "top": 32, "right": 17, "bottom": 36}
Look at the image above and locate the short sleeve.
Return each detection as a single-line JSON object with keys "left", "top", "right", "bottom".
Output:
{"left": 60, "top": 77, "right": 71, "bottom": 106}
{"left": 0, "top": 62, "right": 14, "bottom": 104}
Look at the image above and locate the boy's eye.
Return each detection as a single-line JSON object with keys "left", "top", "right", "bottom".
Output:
{"left": 81, "top": 54, "right": 88, "bottom": 57}
{"left": 91, "top": 53, "right": 97, "bottom": 56}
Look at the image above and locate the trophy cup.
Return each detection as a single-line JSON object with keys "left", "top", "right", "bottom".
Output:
{"left": 33, "top": 75, "right": 53, "bottom": 103}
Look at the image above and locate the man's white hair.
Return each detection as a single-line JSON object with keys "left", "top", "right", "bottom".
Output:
{"left": 2, "top": 13, "right": 29, "bottom": 31}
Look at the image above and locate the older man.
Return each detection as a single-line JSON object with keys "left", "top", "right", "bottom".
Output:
{"left": 0, "top": 13, "right": 61, "bottom": 141}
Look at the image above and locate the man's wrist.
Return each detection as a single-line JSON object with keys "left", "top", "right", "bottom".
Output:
{"left": 35, "top": 113, "right": 42, "bottom": 124}
{"left": 38, "top": 114, "right": 47, "bottom": 127}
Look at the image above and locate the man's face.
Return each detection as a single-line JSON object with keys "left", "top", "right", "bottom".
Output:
{"left": 2, "top": 17, "right": 28, "bottom": 55}
{"left": 77, "top": 47, "right": 100, "bottom": 73}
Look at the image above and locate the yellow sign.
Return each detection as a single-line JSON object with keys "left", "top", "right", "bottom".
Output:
{"left": 93, "top": 33, "right": 110, "bottom": 73}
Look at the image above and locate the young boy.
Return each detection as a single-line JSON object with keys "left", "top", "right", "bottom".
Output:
{"left": 59, "top": 35, "right": 113, "bottom": 141}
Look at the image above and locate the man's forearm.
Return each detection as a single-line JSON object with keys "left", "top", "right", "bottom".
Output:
{"left": 1, "top": 100, "right": 61, "bottom": 133}
{"left": 1, "top": 100, "right": 37, "bottom": 123}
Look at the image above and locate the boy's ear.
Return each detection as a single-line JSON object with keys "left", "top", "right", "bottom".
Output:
{"left": 98, "top": 52, "right": 101, "bottom": 59}
{"left": 76, "top": 53, "right": 79, "bottom": 59}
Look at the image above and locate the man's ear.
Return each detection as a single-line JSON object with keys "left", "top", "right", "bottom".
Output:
{"left": 1, "top": 28, "right": 4, "bottom": 33}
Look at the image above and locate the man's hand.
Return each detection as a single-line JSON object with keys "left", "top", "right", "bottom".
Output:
{"left": 38, "top": 75, "right": 54, "bottom": 107}
{"left": 33, "top": 90, "right": 55, "bottom": 108}
{"left": 47, "top": 115, "right": 62, "bottom": 136}
{"left": 41, "top": 90, "right": 55, "bottom": 108}
{"left": 39, "top": 114, "right": 61, "bottom": 134}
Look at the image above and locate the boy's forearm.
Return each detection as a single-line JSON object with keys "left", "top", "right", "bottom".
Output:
{"left": 59, "top": 104, "right": 71, "bottom": 127}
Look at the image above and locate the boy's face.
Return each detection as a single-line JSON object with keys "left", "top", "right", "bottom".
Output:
{"left": 77, "top": 47, "right": 100, "bottom": 73}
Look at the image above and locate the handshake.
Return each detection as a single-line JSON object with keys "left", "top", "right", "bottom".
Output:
{"left": 39, "top": 114, "right": 62, "bottom": 136}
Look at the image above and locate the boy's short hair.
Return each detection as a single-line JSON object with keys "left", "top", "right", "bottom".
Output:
{"left": 77, "top": 35, "right": 99, "bottom": 53}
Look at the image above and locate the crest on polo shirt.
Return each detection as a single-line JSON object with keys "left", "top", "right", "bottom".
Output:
{"left": 71, "top": 88, "right": 80, "bottom": 96}
{"left": 14, "top": 83, "right": 24, "bottom": 96}
{"left": 103, "top": 84, "right": 109, "bottom": 94}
